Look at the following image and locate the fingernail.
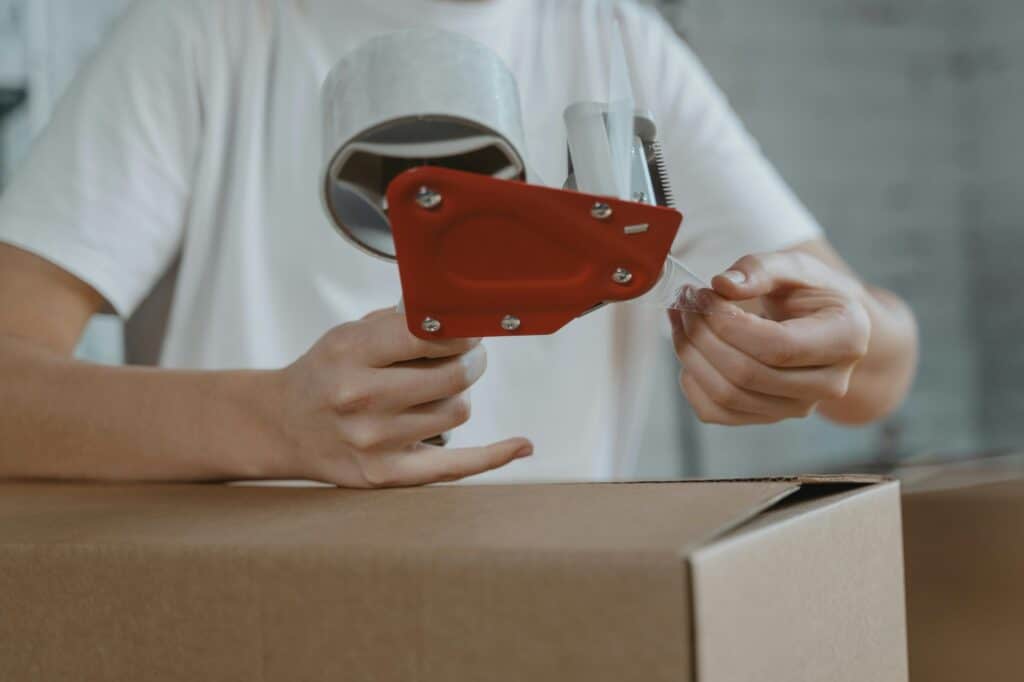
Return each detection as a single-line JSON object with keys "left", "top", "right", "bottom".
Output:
{"left": 721, "top": 270, "right": 747, "bottom": 285}
{"left": 514, "top": 445, "right": 534, "bottom": 459}
{"left": 461, "top": 344, "right": 486, "bottom": 380}
{"left": 696, "top": 289, "right": 714, "bottom": 313}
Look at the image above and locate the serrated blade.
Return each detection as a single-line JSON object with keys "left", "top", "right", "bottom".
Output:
{"left": 648, "top": 140, "right": 676, "bottom": 209}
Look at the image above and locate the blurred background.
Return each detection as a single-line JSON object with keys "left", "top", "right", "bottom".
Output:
{"left": 1, "top": 0, "right": 1020, "bottom": 478}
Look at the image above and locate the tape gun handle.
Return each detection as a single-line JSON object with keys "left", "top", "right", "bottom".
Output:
{"left": 395, "top": 298, "right": 450, "bottom": 446}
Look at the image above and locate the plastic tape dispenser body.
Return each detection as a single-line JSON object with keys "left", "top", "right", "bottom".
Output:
{"left": 321, "top": 30, "right": 682, "bottom": 339}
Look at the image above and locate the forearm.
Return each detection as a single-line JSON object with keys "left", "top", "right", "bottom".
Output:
{"left": 818, "top": 286, "right": 918, "bottom": 425}
{"left": 0, "top": 334, "right": 284, "bottom": 482}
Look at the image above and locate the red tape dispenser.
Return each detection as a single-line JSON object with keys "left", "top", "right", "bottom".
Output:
{"left": 320, "top": 29, "right": 687, "bottom": 340}
{"left": 388, "top": 168, "right": 681, "bottom": 339}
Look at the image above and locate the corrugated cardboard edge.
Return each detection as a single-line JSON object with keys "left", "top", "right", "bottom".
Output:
{"left": 654, "top": 474, "right": 889, "bottom": 556}
{"left": 605, "top": 474, "right": 887, "bottom": 486}
{"left": 686, "top": 480, "right": 908, "bottom": 682}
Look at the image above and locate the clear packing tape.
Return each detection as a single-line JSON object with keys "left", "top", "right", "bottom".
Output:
{"left": 629, "top": 256, "right": 735, "bottom": 317}
{"left": 575, "top": 14, "right": 732, "bottom": 318}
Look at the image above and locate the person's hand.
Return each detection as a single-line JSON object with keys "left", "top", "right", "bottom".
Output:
{"left": 265, "top": 308, "right": 532, "bottom": 487}
{"left": 670, "top": 251, "right": 872, "bottom": 425}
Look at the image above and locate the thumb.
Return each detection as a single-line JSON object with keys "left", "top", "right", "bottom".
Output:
{"left": 710, "top": 252, "right": 824, "bottom": 301}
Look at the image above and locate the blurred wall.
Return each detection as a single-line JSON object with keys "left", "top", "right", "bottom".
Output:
{"left": 0, "top": 0, "right": 130, "bottom": 364}
{"left": 638, "top": 0, "right": 1023, "bottom": 477}
{"left": 963, "top": 1, "right": 1024, "bottom": 449}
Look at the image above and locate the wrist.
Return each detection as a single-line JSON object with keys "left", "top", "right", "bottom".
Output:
{"left": 209, "top": 369, "right": 293, "bottom": 480}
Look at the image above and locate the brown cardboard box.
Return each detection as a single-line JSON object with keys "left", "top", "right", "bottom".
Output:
{"left": 898, "top": 452, "right": 1024, "bottom": 682}
{"left": 0, "top": 478, "right": 907, "bottom": 682}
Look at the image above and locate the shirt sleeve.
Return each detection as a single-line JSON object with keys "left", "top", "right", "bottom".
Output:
{"left": 620, "top": 7, "right": 823, "bottom": 281}
{"left": 0, "top": 0, "right": 202, "bottom": 317}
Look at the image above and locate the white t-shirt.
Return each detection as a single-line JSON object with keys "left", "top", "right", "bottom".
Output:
{"left": 0, "top": 0, "right": 820, "bottom": 481}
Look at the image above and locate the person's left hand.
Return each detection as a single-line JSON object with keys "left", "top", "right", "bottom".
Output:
{"left": 670, "top": 251, "right": 872, "bottom": 425}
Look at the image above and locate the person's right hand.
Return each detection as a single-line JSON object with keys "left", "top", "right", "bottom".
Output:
{"left": 264, "top": 307, "right": 532, "bottom": 488}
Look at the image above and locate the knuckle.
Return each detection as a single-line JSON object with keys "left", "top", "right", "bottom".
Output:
{"left": 790, "top": 251, "right": 819, "bottom": 277}
{"left": 443, "top": 364, "right": 473, "bottom": 395}
{"left": 323, "top": 323, "right": 351, "bottom": 345}
{"left": 762, "top": 342, "right": 797, "bottom": 367}
{"left": 361, "top": 306, "right": 399, "bottom": 323}
{"left": 728, "top": 358, "right": 759, "bottom": 387}
{"left": 843, "top": 332, "right": 870, "bottom": 361}
{"left": 720, "top": 390, "right": 745, "bottom": 411}
{"left": 317, "top": 332, "right": 346, "bottom": 362}
{"left": 698, "top": 410, "right": 727, "bottom": 426}
{"left": 707, "top": 381, "right": 739, "bottom": 409}
{"left": 676, "top": 346, "right": 695, "bottom": 372}
{"left": 360, "top": 466, "right": 399, "bottom": 489}
{"left": 736, "top": 254, "right": 763, "bottom": 275}
{"left": 325, "top": 322, "right": 361, "bottom": 352}
{"left": 709, "top": 313, "right": 740, "bottom": 341}
{"left": 681, "top": 377, "right": 718, "bottom": 424}
{"left": 448, "top": 396, "right": 472, "bottom": 426}
{"left": 820, "top": 376, "right": 850, "bottom": 401}
{"left": 788, "top": 401, "right": 817, "bottom": 419}
{"left": 790, "top": 251, "right": 811, "bottom": 269}
{"left": 334, "top": 384, "right": 374, "bottom": 414}
{"left": 347, "top": 423, "right": 384, "bottom": 451}
{"left": 689, "top": 401, "right": 712, "bottom": 423}
{"left": 452, "top": 337, "right": 481, "bottom": 355}
{"left": 678, "top": 369, "right": 692, "bottom": 394}
{"left": 425, "top": 337, "right": 477, "bottom": 359}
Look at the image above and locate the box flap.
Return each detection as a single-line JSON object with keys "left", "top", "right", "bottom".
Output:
{"left": 688, "top": 480, "right": 908, "bottom": 682}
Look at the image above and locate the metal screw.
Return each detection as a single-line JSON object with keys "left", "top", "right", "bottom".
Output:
{"left": 501, "top": 315, "right": 522, "bottom": 332}
{"left": 632, "top": 191, "right": 647, "bottom": 203}
{"left": 612, "top": 268, "right": 633, "bottom": 285}
{"left": 421, "top": 317, "right": 442, "bottom": 333}
{"left": 591, "top": 202, "right": 613, "bottom": 220}
{"left": 416, "top": 186, "right": 443, "bottom": 210}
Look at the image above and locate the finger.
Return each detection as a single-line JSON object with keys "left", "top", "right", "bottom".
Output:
{"left": 679, "top": 371, "right": 777, "bottom": 426}
{"left": 679, "top": 309, "right": 853, "bottom": 401}
{"left": 364, "top": 395, "right": 476, "bottom": 451}
{"left": 361, "top": 306, "right": 401, "bottom": 322}
{"left": 710, "top": 251, "right": 852, "bottom": 301}
{"left": 676, "top": 336, "right": 816, "bottom": 419}
{"left": 367, "top": 344, "right": 487, "bottom": 411}
{"left": 668, "top": 307, "right": 685, "bottom": 349}
{"left": 357, "top": 308, "right": 481, "bottom": 366}
{"left": 695, "top": 289, "right": 868, "bottom": 368}
{"left": 370, "top": 438, "right": 534, "bottom": 487}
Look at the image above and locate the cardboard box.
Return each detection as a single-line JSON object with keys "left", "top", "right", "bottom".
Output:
{"left": 897, "top": 452, "right": 1024, "bottom": 682}
{"left": 0, "top": 478, "right": 907, "bottom": 681}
